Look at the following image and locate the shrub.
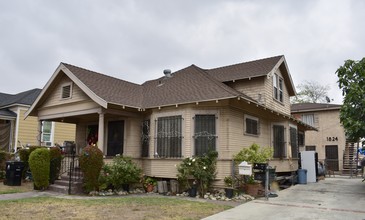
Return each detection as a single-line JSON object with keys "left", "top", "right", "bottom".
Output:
{"left": 0, "top": 150, "right": 11, "bottom": 170}
{"left": 104, "top": 156, "right": 142, "bottom": 191}
{"left": 49, "top": 147, "right": 62, "bottom": 184}
{"left": 177, "top": 151, "right": 218, "bottom": 197}
{"left": 18, "top": 149, "right": 30, "bottom": 179}
{"left": 233, "top": 143, "right": 273, "bottom": 164}
{"left": 29, "top": 148, "right": 50, "bottom": 189}
{"left": 79, "top": 145, "right": 104, "bottom": 193}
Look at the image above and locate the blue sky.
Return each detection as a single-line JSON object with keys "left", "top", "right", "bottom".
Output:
{"left": 1, "top": 0, "right": 364, "bottom": 104}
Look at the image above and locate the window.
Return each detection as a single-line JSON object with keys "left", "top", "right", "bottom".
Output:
{"left": 298, "top": 131, "right": 305, "bottom": 146}
{"left": 61, "top": 83, "right": 72, "bottom": 99}
{"left": 302, "top": 114, "right": 314, "bottom": 126}
{"left": 141, "top": 120, "right": 150, "bottom": 157}
{"left": 42, "top": 121, "right": 53, "bottom": 146}
{"left": 273, "top": 125, "right": 285, "bottom": 158}
{"left": 306, "top": 145, "right": 316, "bottom": 151}
{"left": 290, "top": 127, "right": 298, "bottom": 158}
{"left": 244, "top": 115, "right": 260, "bottom": 135}
{"left": 156, "top": 115, "right": 183, "bottom": 158}
{"left": 194, "top": 115, "right": 216, "bottom": 156}
{"left": 273, "top": 73, "right": 283, "bottom": 102}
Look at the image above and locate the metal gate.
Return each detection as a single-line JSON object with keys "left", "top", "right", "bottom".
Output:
{"left": 325, "top": 145, "right": 339, "bottom": 171}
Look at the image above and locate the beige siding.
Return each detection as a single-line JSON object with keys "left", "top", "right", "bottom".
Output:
{"left": 123, "top": 117, "right": 142, "bottom": 158}
{"left": 225, "top": 78, "right": 265, "bottom": 103}
{"left": 42, "top": 74, "right": 89, "bottom": 108}
{"left": 53, "top": 122, "right": 76, "bottom": 145}
{"left": 17, "top": 109, "right": 39, "bottom": 146}
{"left": 264, "top": 69, "right": 291, "bottom": 115}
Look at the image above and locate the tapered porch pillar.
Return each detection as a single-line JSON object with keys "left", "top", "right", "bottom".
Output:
{"left": 37, "top": 120, "right": 42, "bottom": 146}
{"left": 98, "top": 112, "right": 105, "bottom": 153}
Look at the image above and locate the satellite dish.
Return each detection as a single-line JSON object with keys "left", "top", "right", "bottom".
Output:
{"left": 325, "top": 96, "right": 331, "bottom": 103}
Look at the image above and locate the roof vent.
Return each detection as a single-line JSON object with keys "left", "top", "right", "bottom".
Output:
{"left": 163, "top": 69, "right": 172, "bottom": 78}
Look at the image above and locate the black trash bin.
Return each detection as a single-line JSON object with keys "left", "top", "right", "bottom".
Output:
{"left": 5, "top": 161, "right": 24, "bottom": 186}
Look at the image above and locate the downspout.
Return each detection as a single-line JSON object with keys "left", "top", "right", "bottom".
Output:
{"left": 14, "top": 108, "right": 20, "bottom": 151}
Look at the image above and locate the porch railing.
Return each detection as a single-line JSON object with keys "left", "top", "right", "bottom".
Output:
{"left": 59, "top": 143, "right": 82, "bottom": 194}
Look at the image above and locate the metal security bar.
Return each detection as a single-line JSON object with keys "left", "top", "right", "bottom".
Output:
{"left": 155, "top": 116, "right": 183, "bottom": 158}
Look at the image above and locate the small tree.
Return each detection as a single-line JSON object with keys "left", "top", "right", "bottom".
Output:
{"left": 336, "top": 58, "right": 365, "bottom": 141}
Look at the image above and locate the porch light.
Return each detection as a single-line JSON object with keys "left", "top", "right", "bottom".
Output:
{"left": 238, "top": 161, "right": 252, "bottom": 175}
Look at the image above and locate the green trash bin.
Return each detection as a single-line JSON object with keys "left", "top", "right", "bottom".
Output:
{"left": 5, "top": 161, "right": 24, "bottom": 186}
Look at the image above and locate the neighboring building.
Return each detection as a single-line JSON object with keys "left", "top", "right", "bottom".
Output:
{"left": 291, "top": 103, "right": 355, "bottom": 172}
{"left": 26, "top": 55, "right": 315, "bottom": 182}
{"left": 0, "top": 89, "right": 76, "bottom": 152}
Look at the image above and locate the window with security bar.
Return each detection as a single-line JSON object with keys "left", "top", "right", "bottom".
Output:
{"left": 194, "top": 114, "right": 217, "bottom": 156}
{"left": 141, "top": 120, "right": 150, "bottom": 157}
{"left": 290, "top": 127, "right": 299, "bottom": 158}
{"left": 273, "top": 125, "right": 286, "bottom": 158}
{"left": 156, "top": 115, "right": 183, "bottom": 158}
{"left": 244, "top": 115, "right": 260, "bottom": 135}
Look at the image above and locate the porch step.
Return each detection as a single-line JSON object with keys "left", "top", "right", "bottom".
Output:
{"left": 48, "top": 182, "right": 83, "bottom": 194}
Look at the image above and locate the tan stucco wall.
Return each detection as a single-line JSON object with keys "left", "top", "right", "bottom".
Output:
{"left": 296, "top": 110, "right": 346, "bottom": 170}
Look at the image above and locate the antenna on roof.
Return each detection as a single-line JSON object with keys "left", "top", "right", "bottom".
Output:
{"left": 163, "top": 69, "right": 172, "bottom": 78}
{"left": 325, "top": 96, "right": 331, "bottom": 103}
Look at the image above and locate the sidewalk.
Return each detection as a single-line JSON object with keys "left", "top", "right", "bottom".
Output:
{"left": 203, "top": 176, "right": 365, "bottom": 220}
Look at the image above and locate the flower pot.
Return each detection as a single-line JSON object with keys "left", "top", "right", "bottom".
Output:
{"left": 245, "top": 183, "right": 262, "bottom": 197}
{"left": 225, "top": 188, "right": 234, "bottom": 199}
{"left": 146, "top": 184, "right": 154, "bottom": 192}
{"left": 188, "top": 187, "right": 197, "bottom": 197}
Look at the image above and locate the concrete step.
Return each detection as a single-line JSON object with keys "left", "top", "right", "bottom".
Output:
{"left": 48, "top": 183, "right": 83, "bottom": 194}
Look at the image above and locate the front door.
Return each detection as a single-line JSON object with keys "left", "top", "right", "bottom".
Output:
{"left": 107, "top": 120, "right": 124, "bottom": 156}
{"left": 325, "top": 145, "right": 339, "bottom": 171}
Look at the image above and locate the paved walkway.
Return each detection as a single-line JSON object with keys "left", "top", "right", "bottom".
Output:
{"left": 203, "top": 176, "right": 365, "bottom": 220}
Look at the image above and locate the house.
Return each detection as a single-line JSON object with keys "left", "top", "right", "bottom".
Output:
{"left": 0, "top": 89, "right": 76, "bottom": 152}
{"left": 291, "top": 103, "right": 355, "bottom": 173}
{"left": 26, "top": 55, "right": 315, "bottom": 183}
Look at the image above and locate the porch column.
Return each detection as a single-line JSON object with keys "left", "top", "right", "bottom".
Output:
{"left": 37, "top": 120, "right": 42, "bottom": 146}
{"left": 98, "top": 112, "right": 105, "bottom": 153}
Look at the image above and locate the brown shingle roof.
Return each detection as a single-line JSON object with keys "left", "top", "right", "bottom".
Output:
{"left": 141, "top": 65, "right": 250, "bottom": 108}
{"left": 62, "top": 63, "right": 143, "bottom": 108}
{"left": 291, "top": 103, "right": 342, "bottom": 113}
{"left": 206, "top": 55, "right": 283, "bottom": 82}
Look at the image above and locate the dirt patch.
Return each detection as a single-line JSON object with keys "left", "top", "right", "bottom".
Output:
{"left": 0, "top": 181, "right": 33, "bottom": 194}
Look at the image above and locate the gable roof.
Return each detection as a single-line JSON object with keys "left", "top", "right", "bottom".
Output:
{"left": 62, "top": 63, "right": 143, "bottom": 108}
{"left": 0, "top": 89, "right": 41, "bottom": 108}
{"left": 291, "top": 103, "right": 342, "bottom": 113}
{"left": 206, "top": 55, "right": 296, "bottom": 96}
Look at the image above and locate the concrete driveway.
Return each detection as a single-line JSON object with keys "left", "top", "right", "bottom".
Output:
{"left": 203, "top": 176, "right": 365, "bottom": 220}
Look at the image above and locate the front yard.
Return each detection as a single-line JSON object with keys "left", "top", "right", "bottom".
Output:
{"left": 0, "top": 196, "right": 232, "bottom": 220}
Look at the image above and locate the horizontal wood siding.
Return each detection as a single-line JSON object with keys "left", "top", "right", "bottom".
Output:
{"left": 53, "top": 122, "right": 76, "bottom": 145}
{"left": 123, "top": 118, "right": 142, "bottom": 158}
{"left": 41, "top": 74, "right": 90, "bottom": 108}
{"left": 225, "top": 78, "right": 265, "bottom": 103}
{"left": 264, "top": 69, "right": 291, "bottom": 115}
{"left": 17, "top": 109, "right": 39, "bottom": 146}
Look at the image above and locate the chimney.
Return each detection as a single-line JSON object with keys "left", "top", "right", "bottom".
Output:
{"left": 163, "top": 69, "right": 172, "bottom": 78}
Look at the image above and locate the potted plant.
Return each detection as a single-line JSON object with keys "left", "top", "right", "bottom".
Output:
{"left": 143, "top": 177, "right": 157, "bottom": 192}
{"left": 233, "top": 143, "right": 273, "bottom": 197}
{"left": 224, "top": 176, "right": 234, "bottom": 199}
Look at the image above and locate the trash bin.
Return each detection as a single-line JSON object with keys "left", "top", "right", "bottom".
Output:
{"left": 5, "top": 161, "right": 24, "bottom": 186}
{"left": 297, "top": 169, "right": 307, "bottom": 184}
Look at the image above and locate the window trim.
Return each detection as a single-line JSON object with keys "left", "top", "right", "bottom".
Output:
{"left": 244, "top": 114, "right": 260, "bottom": 136}
{"left": 41, "top": 121, "right": 54, "bottom": 147}
{"left": 193, "top": 114, "right": 217, "bottom": 156}
{"left": 61, "top": 82, "right": 73, "bottom": 100}
{"left": 141, "top": 119, "right": 150, "bottom": 158}
{"left": 272, "top": 123, "right": 286, "bottom": 159}
{"left": 155, "top": 115, "right": 183, "bottom": 158}
{"left": 289, "top": 125, "right": 299, "bottom": 159}
{"left": 273, "top": 73, "right": 284, "bottom": 102}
